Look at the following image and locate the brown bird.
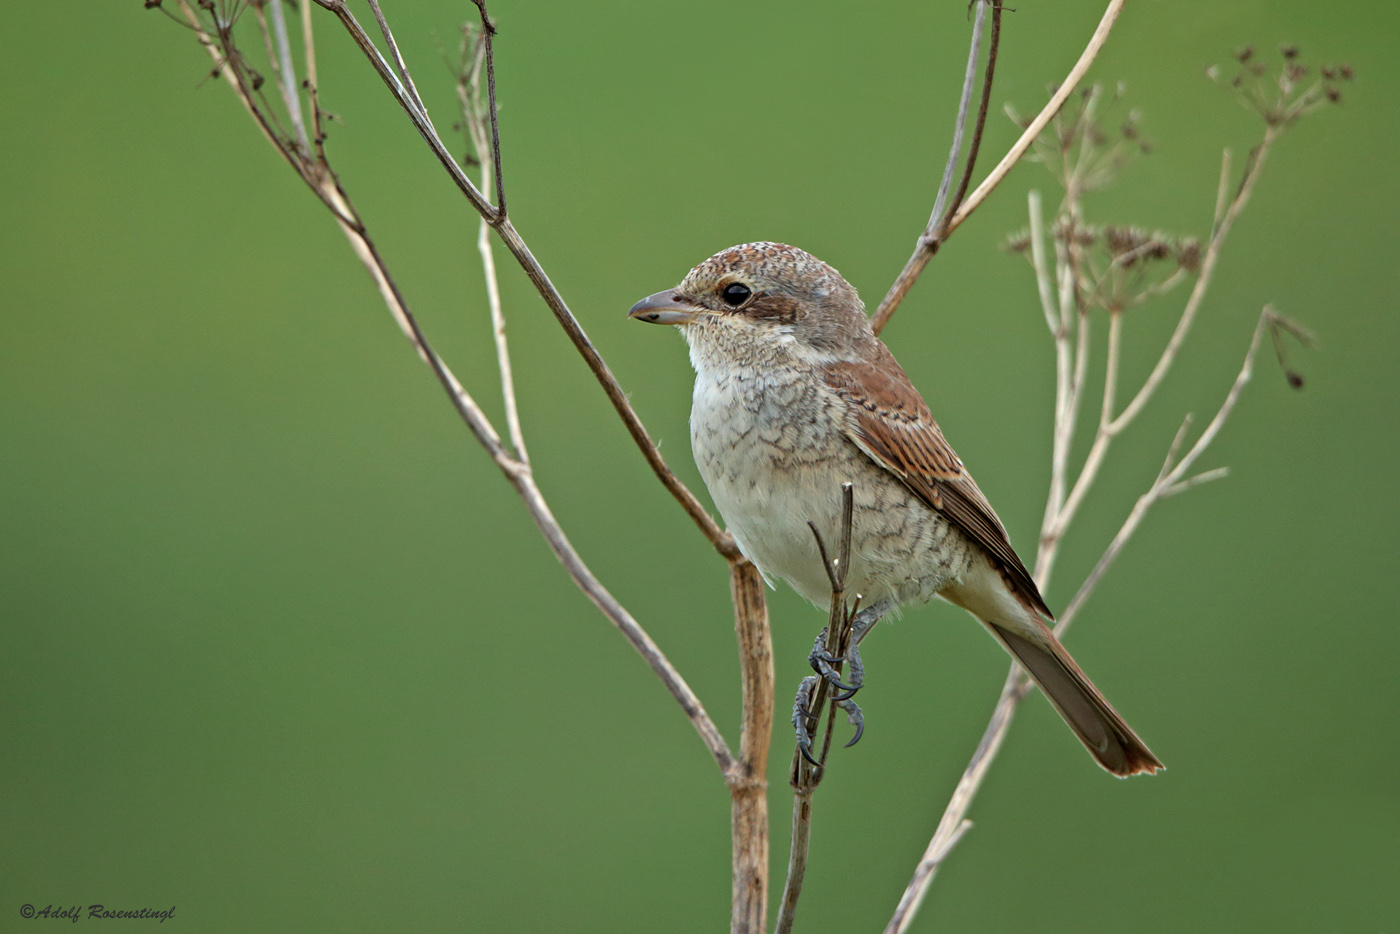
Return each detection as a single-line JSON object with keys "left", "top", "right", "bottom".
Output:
{"left": 629, "top": 241, "right": 1161, "bottom": 777}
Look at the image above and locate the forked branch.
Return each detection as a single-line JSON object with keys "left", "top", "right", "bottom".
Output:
{"left": 310, "top": 0, "right": 736, "bottom": 556}
{"left": 873, "top": 0, "right": 1127, "bottom": 333}
{"left": 886, "top": 45, "right": 1335, "bottom": 926}
{"left": 169, "top": 0, "right": 736, "bottom": 777}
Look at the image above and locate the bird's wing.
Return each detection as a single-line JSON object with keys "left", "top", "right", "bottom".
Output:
{"left": 822, "top": 345, "right": 1052, "bottom": 618}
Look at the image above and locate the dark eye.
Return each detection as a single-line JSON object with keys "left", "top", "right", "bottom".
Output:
{"left": 720, "top": 282, "right": 752, "bottom": 307}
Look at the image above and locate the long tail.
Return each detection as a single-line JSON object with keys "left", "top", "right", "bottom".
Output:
{"left": 984, "top": 617, "right": 1163, "bottom": 777}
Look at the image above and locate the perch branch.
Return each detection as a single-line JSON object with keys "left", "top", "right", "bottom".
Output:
{"left": 775, "top": 484, "right": 856, "bottom": 934}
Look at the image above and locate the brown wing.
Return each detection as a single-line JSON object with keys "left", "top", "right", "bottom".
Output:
{"left": 822, "top": 345, "right": 1052, "bottom": 619}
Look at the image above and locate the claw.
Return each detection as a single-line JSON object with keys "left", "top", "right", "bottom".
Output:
{"left": 837, "top": 697, "right": 864, "bottom": 748}
{"left": 808, "top": 630, "right": 862, "bottom": 695}
{"left": 792, "top": 676, "right": 821, "bottom": 766}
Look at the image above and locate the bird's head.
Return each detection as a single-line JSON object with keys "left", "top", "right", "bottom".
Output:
{"left": 628, "top": 242, "right": 875, "bottom": 361}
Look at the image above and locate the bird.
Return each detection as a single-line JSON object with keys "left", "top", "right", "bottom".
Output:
{"left": 628, "top": 241, "right": 1162, "bottom": 777}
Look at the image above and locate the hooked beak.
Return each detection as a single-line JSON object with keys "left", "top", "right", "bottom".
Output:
{"left": 627, "top": 290, "right": 708, "bottom": 325}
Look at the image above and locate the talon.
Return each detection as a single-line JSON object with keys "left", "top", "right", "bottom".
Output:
{"left": 837, "top": 697, "right": 865, "bottom": 748}
{"left": 808, "top": 641, "right": 860, "bottom": 694}
{"left": 792, "top": 676, "right": 821, "bottom": 765}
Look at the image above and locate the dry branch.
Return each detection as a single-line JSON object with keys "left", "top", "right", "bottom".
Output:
{"left": 886, "top": 43, "right": 1333, "bottom": 927}
{"left": 162, "top": 2, "right": 773, "bottom": 928}
{"left": 873, "top": 0, "right": 1126, "bottom": 333}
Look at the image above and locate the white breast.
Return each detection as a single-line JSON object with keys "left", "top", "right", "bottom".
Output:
{"left": 682, "top": 324, "right": 969, "bottom": 611}
{"left": 689, "top": 359, "right": 847, "bottom": 604}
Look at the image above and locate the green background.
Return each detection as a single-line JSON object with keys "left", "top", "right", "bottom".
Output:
{"left": 3, "top": 1, "right": 1396, "bottom": 931}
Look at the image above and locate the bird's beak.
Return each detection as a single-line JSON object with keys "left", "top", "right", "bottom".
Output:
{"left": 628, "top": 290, "right": 708, "bottom": 325}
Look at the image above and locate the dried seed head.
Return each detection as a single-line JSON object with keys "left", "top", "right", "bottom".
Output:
{"left": 1002, "top": 231, "right": 1031, "bottom": 255}
{"left": 1176, "top": 239, "right": 1202, "bottom": 274}
{"left": 1233, "top": 45, "right": 1254, "bottom": 64}
{"left": 1280, "top": 44, "right": 1300, "bottom": 60}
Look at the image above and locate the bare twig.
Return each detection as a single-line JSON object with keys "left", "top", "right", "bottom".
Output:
{"left": 169, "top": 5, "right": 777, "bottom": 929}
{"left": 310, "top": 0, "right": 737, "bottom": 558}
{"left": 456, "top": 26, "right": 526, "bottom": 462}
{"left": 888, "top": 47, "right": 1323, "bottom": 924}
{"left": 958, "top": 0, "right": 1124, "bottom": 229}
{"left": 366, "top": 0, "right": 430, "bottom": 122}
{"left": 1108, "top": 131, "right": 1279, "bottom": 431}
{"left": 775, "top": 484, "right": 856, "bottom": 934}
{"left": 468, "top": 0, "right": 506, "bottom": 220}
{"left": 872, "top": 0, "right": 1003, "bottom": 334}
{"left": 267, "top": 0, "right": 310, "bottom": 153}
{"left": 1058, "top": 306, "right": 1291, "bottom": 624}
{"left": 171, "top": 0, "right": 737, "bottom": 780}
{"left": 1043, "top": 131, "right": 1279, "bottom": 561}
{"left": 927, "top": 0, "right": 990, "bottom": 242}
{"left": 873, "top": 0, "right": 1126, "bottom": 333}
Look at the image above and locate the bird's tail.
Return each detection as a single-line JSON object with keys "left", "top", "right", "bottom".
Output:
{"left": 983, "top": 616, "right": 1163, "bottom": 777}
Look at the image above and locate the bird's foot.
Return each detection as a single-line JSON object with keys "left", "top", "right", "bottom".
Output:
{"left": 836, "top": 696, "right": 864, "bottom": 748}
{"left": 808, "top": 628, "right": 864, "bottom": 701}
{"left": 792, "top": 675, "right": 866, "bottom": 766}
{"left": 792, "top": 675, "right": 822, "bottom": 766}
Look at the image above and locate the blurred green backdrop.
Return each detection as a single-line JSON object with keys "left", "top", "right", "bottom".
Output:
{"left": 3, "top": 1, "right": 1397, "bottom": 931}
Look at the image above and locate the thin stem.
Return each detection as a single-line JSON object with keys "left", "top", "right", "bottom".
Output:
{"left": 871, "top": 0, "right": 1003, "bottom": 334}
{"left": 953, "top": 0, "right": 1125, "bottom": 236}
{"left": 887, "top": 304, "right": 1276, "bottom": 933}
{"left": 876, "top": 0, "right": 1128, "bottom": 339}
{"left": 300, "top": 0, "right": 317, "bottom": 90}
{"left": 312, "top": 0, "right": 493, "bottom": 215}
{"left": 1111, "top": 127, "right": 1280, "bottom": 433}
{"left": 1101, "top": 309, "right": 1122, "bottom": 427}
{"left": 942, "top": 1, "right": 1002, "bottom": 232}
{"left": 469, "top": 0, "right": 507, "bottom": 219}
{"left": 926, "top": 0, "right": 988, "bottom": 237}
{"left": 887, "top": 32, "right": 1306, "bottom": 932}
{"left": 268, "top": 0, "right": 309, "bottom": 153}
{"left": 173, "top": 0, "right": 737, "bottom": 779}
{"left": 313, "top": 0, "right": 736, "bottom": 557}
{"left": 1060, "top": 307, "right": 1275, "bottom": 624}
{"left": 1047, "top": 129, "right": 1278, "bottom": 551}
{"left": 456, "top": 27, "right": 526, "bottom": 463}
{"left": 776, "top": 484, "right": 855, "bottom": 934}
{"left": 366, "top": 0, "right": 430, "bottom": 124}
{"left": 1028, "top": 191, "right": 1059, "bottom": 337}
{"left": 774, "top": 795, "right": 813, "bottom": 934}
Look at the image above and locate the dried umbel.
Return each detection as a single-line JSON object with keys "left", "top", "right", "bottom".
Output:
{"left": 1208, "top": 43, "right": 1354, "bottom": 126}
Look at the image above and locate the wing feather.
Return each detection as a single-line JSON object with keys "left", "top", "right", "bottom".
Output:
{"left": 823, "top": 346, "right": 1052, "bottom": 618}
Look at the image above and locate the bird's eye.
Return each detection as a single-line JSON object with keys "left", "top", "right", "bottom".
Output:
{"left": 721, "top": 282, "right": 752, "bottom": 307}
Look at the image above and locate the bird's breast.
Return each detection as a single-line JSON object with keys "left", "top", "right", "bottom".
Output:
{"left": 687, "top": 360, "right": 969, "bottom": 609}
{"left": 689, "top": 364, "right": 850, "bottom": 603}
